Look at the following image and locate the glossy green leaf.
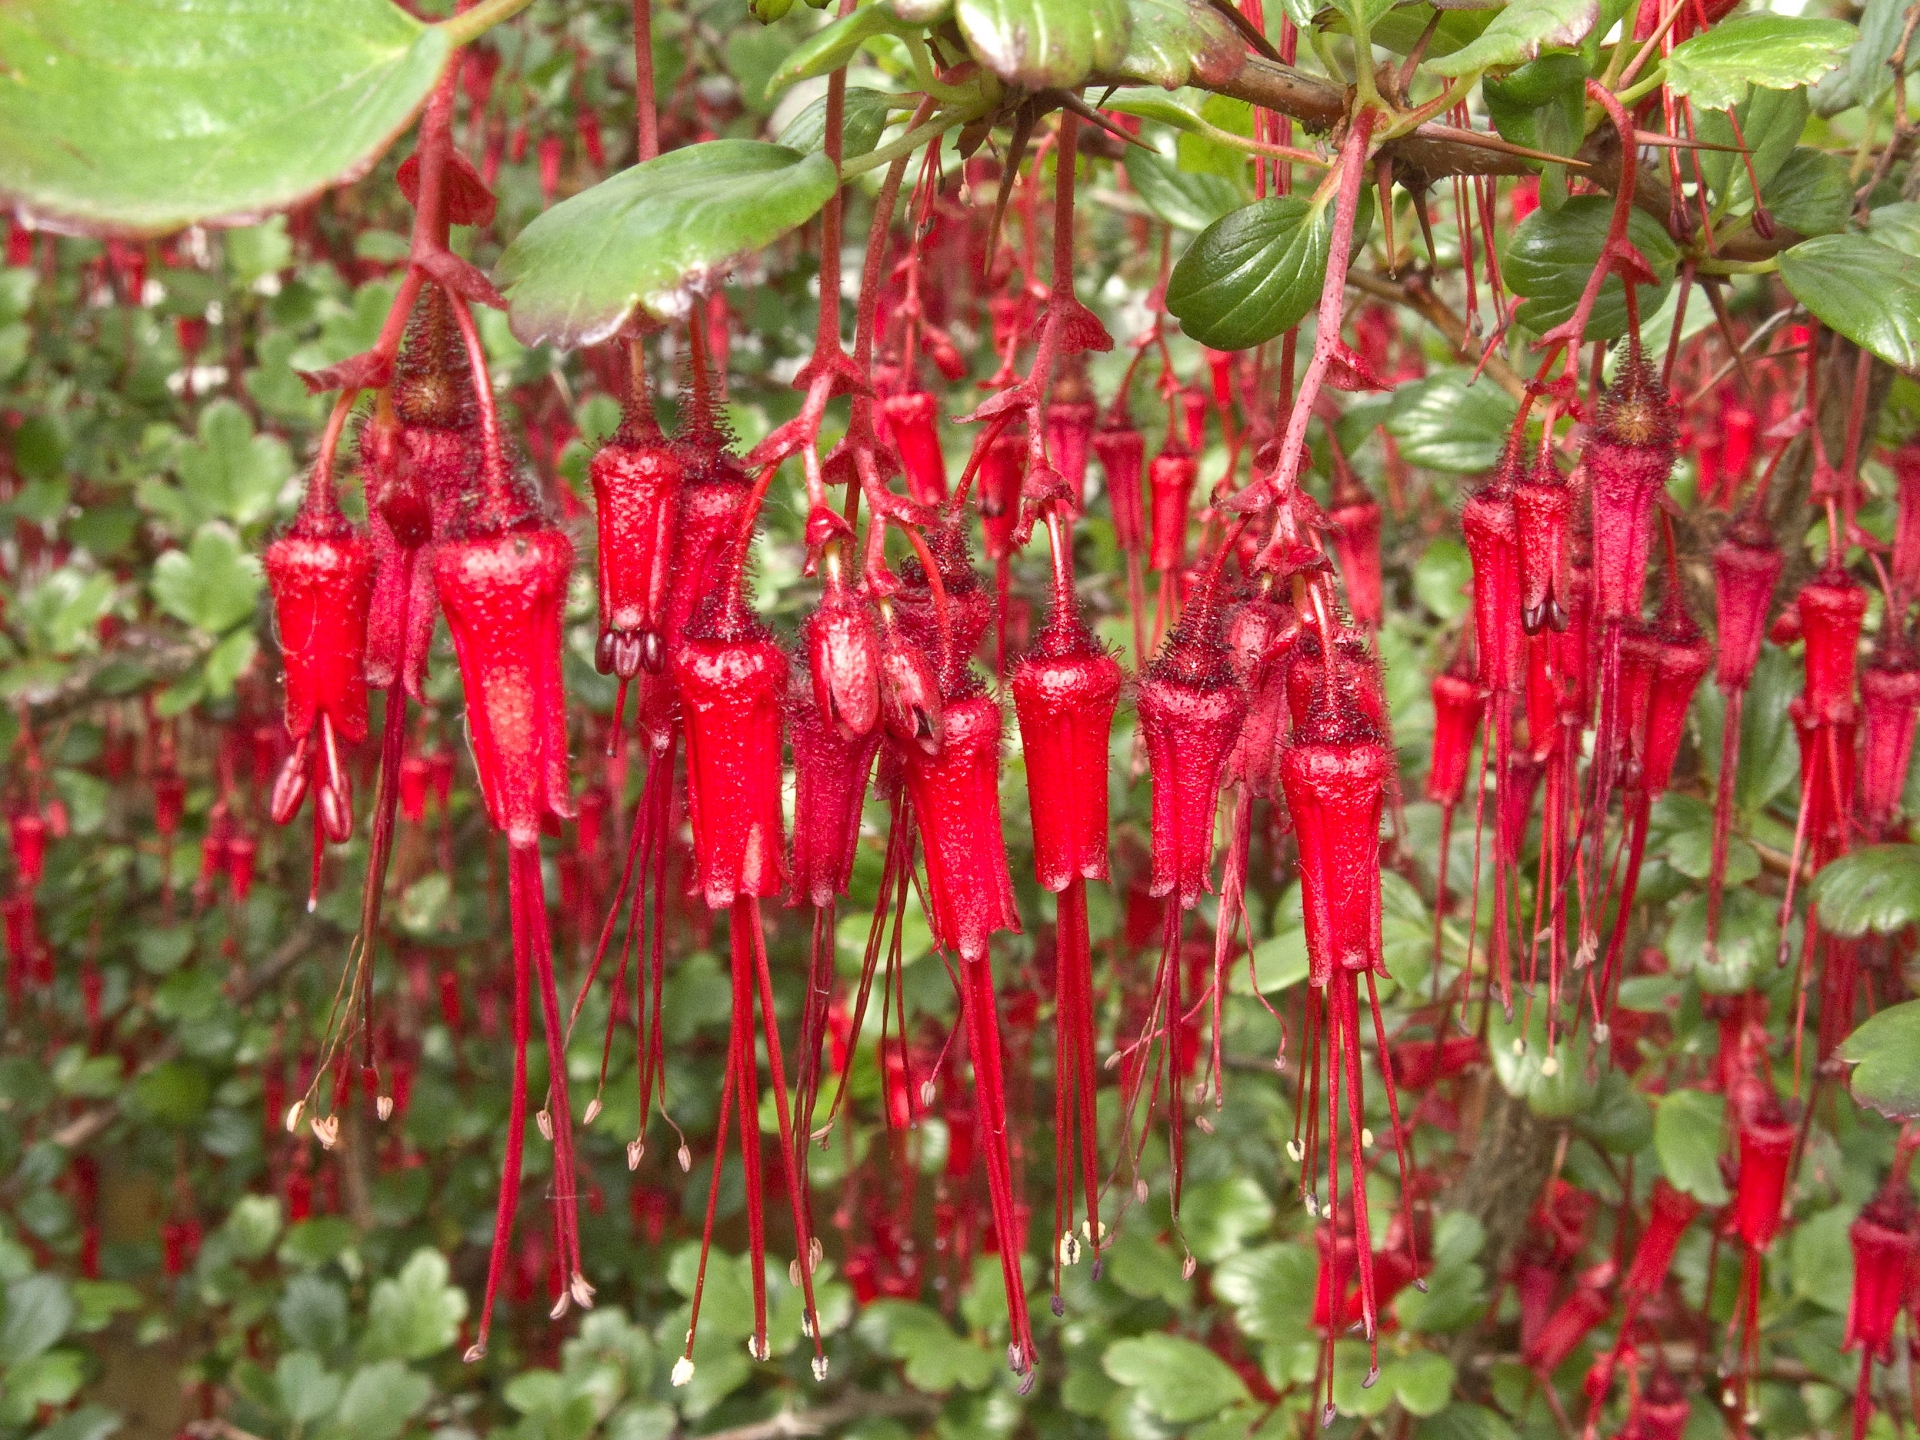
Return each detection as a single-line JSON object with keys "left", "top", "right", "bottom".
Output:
{"left": 1115, "top": 0, "right": 1241, "bottom": 87}
{"left": 1124, "top": 149, "right": 1244, "bottom": 232}
{"left": 956, "top": 0, "right": 1131, "bottom": 88}
{"left": 1813, "top": 0, "right": 1905, "bottom": 114}
{"left": 1386, "top": 372, "right": 1520, "bottom": 473}
{"left": 1839, "top": 999, "right": 1920, "bottom": 1118}
{"left": 1693, "top": 84, "right": 1806, "bottom": 205}
{"left": 0, "top": 1275, "right": 72, "bottom": 1366}
{"left": 1866, "top": 201, "right": 1920, "bottom": 257}
{"left": 1653, "top": 1089, "right": 1729, "bottom": 1205}
{"left": 1422, "top": 1406, "right": 1521, "bottom": 1440}
{"left": 1811, "top": 845, "right": 1920, "bottom": 938}
{"left": 765, "top": 5, "right": 901, "bottom": 96}
{"left": 1425, "top": 0, "right": 1599, "bottom": 77}
{"left": 1103, "top": 1334, "right": 1250, "bottom": 1423}
{"left": 1491, "top": 987, "right": 1597, "bottom": 1118}
{"left": 1667, "top": 14, "right": 1856, "bottom": 111}
{"left": 0, "top": 0, "right": 449, "bottom": 236}
{"left": 1503, "top": 196, "right": 1679, "bottom": 339}
{"left": 1781, "top": 234, "right": 1920, "bottom": 372}
{"left": 496, "top": 141, "right": 839, "bottom": 349}
{"left": 1166, "top": 190, "right": 1372, "bottom": 351}
{"left": 1764, "top": 147, "right": 1852, "bottom": 237}
{"left": 776, "top": 87, "right": 898, "bottom": 159}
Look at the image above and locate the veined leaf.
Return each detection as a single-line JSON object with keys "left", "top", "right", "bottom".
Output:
{"left": 495, "top": 141, "right": 839, "bottom": 349}
{"left": 765, "top": 5, "right": 902, "bottom": 97}
{"left": 1425, "top": 0, "right": 1598, "bottom": 77}
{"left": 956, "top": 0, "right": 1131, "bottom": 88}
{"left": 1165, "top": 190, "right": 1373, "bottom": 351}
{"left": 1780, "top": 233, "right": 1920, "bottom": 373}
{"left": 1810, "top": 845, "right": 1920, "bottom": 938}
{"left": 1667, "top": 14, "right": 1856, "bottom": 112}
{"left": 0, "top": 0, "right": 449, "bottom": 236}
{"left": 1123, "top": 149, "right": 1244, "bottom": 231}
{"left": 1114, "top": 0, "right": 1241, "bottom": 88}
{"left": 1502, "top": 196, "right": 1679, "bottom": 340}
{"left": 1840, "top": 999, "right": 1920, "bottom": 1119}
{"left": 1654, "top": 1089, "right": 1730, "bottom": 1205}
{"left": 777, "top": 87, "right": 899, "bottom": 159}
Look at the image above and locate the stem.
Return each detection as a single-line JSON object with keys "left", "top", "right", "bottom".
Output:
{"left": 632, "top": 0, "right": 658, "bottom": 163}
{"left": 438, "top": 0, "right": 539, "bottom": 49}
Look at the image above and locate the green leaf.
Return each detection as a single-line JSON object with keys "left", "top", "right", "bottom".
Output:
{"left": 1491, "top": 988, "right": 1597, "bottom": 1118}
{"left": 1866, "top": 202, "right": 1920, "bottom": 257}
{"left": 1387, "top": 374, "right": 1520, "bottom": 473}
{"left": 1212, "top": 1244, "right": 1317, "bottom": 1340}
{"left": 1124, "top": 149, "right": 1244, "bottom": 232}
{"left": 1763, "top": 147, "right": 1852, "bottom": 237}
{"left": 0, "top": 0, "right": 450, "bottom": 236}
{"left": 1426, "top": 0, "right": 1599, "bottom": 77}
{"left": 156, "top": 400, "right": 295, "bottom": 532}
{"left": 776, "top": 88, "right": 896, "bottom": 160}
{"left": 1814, "top": 0, "right": 1906, "bottom": 114}
{"left": 1502, "top": 196, "right": 1679, "bottom": 340}
{"left": 1103, "top": 85, "right": 1212, "bottom": 134}
{"left": 361, "top": 1248, "right": 467, "bottom": 1362}
{"left": 853, "top": 1301, "right": 998, "bottom": 1391}
{"left": 12, "top": 568, "right": 116, "bottom": 658}
{"left": 0, "top": 1275, "right": 73, "bottom": 1365}
{"left": 32, "top": 1404, "right": 121, "bottom": 1440}
{"left": 128, "top": 1059, "right": 212, "bottom": 1127}
{"left": 496, "top": 141, "right": 839, "bottom": 349}
{"left": 1811, "top": 845, "right": 1920, "bottom": 938}
{"left": 1114, "top": 0, "right": 1241, "bottom": 88}
{"left": 327, "top": 1360, "right": 430, "bottom": 1440}
{"left": 279, "top": 1274, "right": 350, "bottom": 1355}
{"left": 1178, "top": 1175, "right": 1275, "bottom": 1262}
{"left": 1694, "top": 85, "right": 1806, "bottom": 208}
{"left": 277, "top": 1352, "right": 343, "bottom": 1428}
{"left": 1422, "top": 1405, "right": 1520, "bottom": 1440}
{"left": 1667, "top": 14, "right": 1856, "bottom": 112}
{"left": 1840, "top": 1000, "right": 1920, "bottom": 1118}
{"left": 150, "top": 525, "right": 264, "bottom": 635}
{"left": 1781, "top": 233, "right": 1920, "bottom": 372}
{"left": 766, "top": 6, "right": 901, "bottom": 95}
{"left": 956, "top": 0, "right": 1132, "bottom": 87}
{"left": 1654, "top": 1090, "right": 1730, "bottom": 1205}
{"left": 222, "top": 1195, "right": 283, "bottom": 1262}
{"left": 1166, "top": 190, "right": 1373, "bottom": 351}
{"left": 1103, "top": 1334, "right": 1250, "bottom": 1423}
{"left": 1789, "top": 1207, "right": 1854, "bottom": 1314}
{"left": 1389, "top": 1350, "right": 1457, "bottom": 1417}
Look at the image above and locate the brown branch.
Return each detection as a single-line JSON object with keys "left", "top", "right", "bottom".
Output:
{"left": 1347, "top": 267, "right": 1529, "bottom": 401}
{"left": 11, "top": 628, "right": 211, "bottom": 724}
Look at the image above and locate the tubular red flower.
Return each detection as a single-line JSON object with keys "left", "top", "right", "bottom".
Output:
{"left": 1587, "top": 356, "right": 1677, "bottom": 627}
{"left": 1046, "top": 397, "right": 1097, "bottom": 511}
{"left": 1892, "top": 440, "right": 1920, "bottom": 600}
{"left": 1797, "top": 569, "right": 1867, "bottom": 725}
{"left": 1621, "top": 1178, "right": 1700, "bottom": 1299}
{"left": 590, "top": 416, "right": 683, "bottom": 679}
{"left": 1846, "top": 1188, "right": 1915, "bottom": 1363}
{"left": 1511, "top": 468, "right": 1573, "bottom": 634}
{"left": 1138, "top": 615, "right": 1249, "bottom": 908}
{"left": 882, "top": 390, "right": 949, "bottom": 506}
{"left": 905, "top": 690, "right": 1021, "bottom": 962}
{"left": 1011, "top": 619, "right": 1122, "bottom": 893}
{"left": 1094, "top": 419, "right": 1147, "bottom": 555}
{"left": 978, "top": 428, "right": 1026, "bottom": 564}
{"left": 1463, "top": 478, "right": 1524, "bottom": 696}
{"left": 1148, "top": 447, "right": 1199, "bottom": 574}
{"left": 1860, "top": 642, "right": 1920, "bottom": 838}
{"left": 1712, "top": 511, "right": 1784, "bottom": 694}
{"left": 789, "top": 660, "right": 880, "bottom": 910}
{"left": 1327, "top": 487, "right": 1384, "bottom": 629}
{"left": 674, "top": 617, "right": 791, "bottom": 909}
{"left": 1429, "top": 671, "right": 1484, "bottom": 809}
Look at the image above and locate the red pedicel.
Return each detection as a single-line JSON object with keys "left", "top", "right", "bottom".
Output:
{"left": 1586, "top": 355, "right": 1678, "bottom": 627}
{"left": 1148, "top": 445, "right": 1199, "bottom": 574}
{"left": 882, "top": 390, "right": 949, "bottom": 506}
{"left": 1860, "top": 640, "right": 1920, "bottom": 838}
{"left": 589, "top": 406, "right": 683, "bottom": 679}
{"left": 1137, "top": 609, "right": 1249, "bottom": 908}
